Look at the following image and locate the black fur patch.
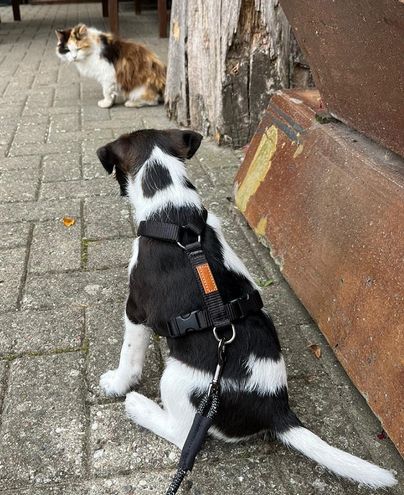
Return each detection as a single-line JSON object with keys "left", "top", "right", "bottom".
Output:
{"left": 56, "top": 29, "right": 71, "bottom": 54}
{"left": 141, "top": 161, "right": 173, "bottom": 197}
{"left": 100, "top": 34, "right": 120, "bottom": 65}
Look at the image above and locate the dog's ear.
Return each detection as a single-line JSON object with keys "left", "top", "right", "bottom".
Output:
{"left": 96, "top": 144, "right": 118, "bottom": 175}
{"left": 164, "top": 129, "right": 203, "bottom": 159}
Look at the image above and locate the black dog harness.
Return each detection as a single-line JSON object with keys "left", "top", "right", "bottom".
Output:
{"left": 137, "top": 208, "right": 263, "bottom": 494}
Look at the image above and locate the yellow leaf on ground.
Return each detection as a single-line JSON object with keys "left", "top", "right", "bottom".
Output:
{"left": 308, "top": 344, "right": 322, "bottom": 359}
{"left": 63, "top": 216, "right": 76, "bottom": 227}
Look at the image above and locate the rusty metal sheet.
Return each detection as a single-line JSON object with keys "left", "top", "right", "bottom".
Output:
{"left": 280, "top": 0, "right": 404, "bottom": 158}
{"left": 235, "top": 90, "right": 404, "bottom": 455}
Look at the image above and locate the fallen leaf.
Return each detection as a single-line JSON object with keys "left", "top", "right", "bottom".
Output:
{"left": 63, "top": 216, "right": 76, "bottom": 227}
{"left": 308, "top": 344, "right": 322, "bottom": 359}
{"left": 256, "top": 278, "right": 273, "bottom": 288}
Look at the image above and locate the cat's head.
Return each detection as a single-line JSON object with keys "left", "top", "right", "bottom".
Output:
{"left": 96, "top": 129, "right": 203, "bottom": 196}
{"left": 55, "top": 24, "right": 93, "bottom": 62}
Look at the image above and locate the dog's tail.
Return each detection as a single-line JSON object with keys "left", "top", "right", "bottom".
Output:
{"left": 277, "top": 422, "right": 397, "bottom": 489}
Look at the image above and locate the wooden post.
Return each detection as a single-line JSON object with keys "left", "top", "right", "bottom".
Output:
{"left": 166, "top": 0, "right": 311, "bottom": 147}
{"left": 108, "top": 0, "right": 119, "bottom": 34}
{"left": 102, "top": 0, "right": 109, "bottom": 18}
{"left": 158, "top": 0, "right": 169, "bottom": 38}
{"left": 12, "top": 0, "right": 21, "bottom": 21}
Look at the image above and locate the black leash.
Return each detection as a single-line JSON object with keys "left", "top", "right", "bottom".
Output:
{"left": 137, "top": 209, "right": 262, "bottom": 494}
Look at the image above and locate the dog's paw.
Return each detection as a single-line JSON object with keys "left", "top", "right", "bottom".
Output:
{"left": 125, "top": 391, "right": 153, "bottom": 423}
{"left": 99, "top": 369, "right": 137, "bottom": 397}
{"left": 97, "top": 98, "right": 114, "bottom": 108}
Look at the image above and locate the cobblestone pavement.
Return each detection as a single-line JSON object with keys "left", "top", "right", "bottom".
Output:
{"left": 0, "top": 4, "right": 402, "bottom": 495}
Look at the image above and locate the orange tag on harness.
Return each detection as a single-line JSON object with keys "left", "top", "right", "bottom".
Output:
{"left": 196, "top": 263, "right": 218, "bottom": 294}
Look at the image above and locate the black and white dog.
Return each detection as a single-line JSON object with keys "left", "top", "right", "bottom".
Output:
{"left": 96, "top": 129, "right": 396, "bottom": 489}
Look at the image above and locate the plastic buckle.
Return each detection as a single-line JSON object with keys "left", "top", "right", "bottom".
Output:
{"left": 168, "top": 310, "right": 202, "bottom": 337}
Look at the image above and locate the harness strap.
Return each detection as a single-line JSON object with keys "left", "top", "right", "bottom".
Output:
{"left": 167, "top": 289, "right": 263, "bottom": 338}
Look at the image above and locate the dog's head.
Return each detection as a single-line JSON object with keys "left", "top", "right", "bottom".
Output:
{"left": 96, "top": 129, "right": 203, "bottom": 196}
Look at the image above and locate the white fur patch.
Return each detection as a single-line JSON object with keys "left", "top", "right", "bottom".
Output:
{"left": 127, "top": 147, "right": 203, "bottom": 223}
{"left": 128, "top": 237, "right": 140, "bottom": 275}
{"left": 206, "top": 212, "right": 257, "bottom": 286}
{"left": 244, "top": 354, "right": 287, "bottom": 395}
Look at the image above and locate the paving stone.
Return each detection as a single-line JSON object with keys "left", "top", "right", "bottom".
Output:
{"left": 84, "top": 197, "right": 133, "bottom": 239}
{"left": 40, "top": 178, "right": 116, "bottom": 201}
{"left": 0, "top": 223, "right": 31, "bottom": 249}
{"left": 89, "top": 402, "right": 178, "bottom": 477}
{"left": 0, "top": 279, "right": 21, "bottom": 313}
{"left": 30, "top": 219, "right": 82, "bottom": 273}
{"left": 42, "top": 153, "right": 81, "bottom": 182}
{"left": 23, "top": 268, "right": 128, "bottom": 310}
{"left": 8, "top": 141, "right": 80, "bottom": 157}
{"left": 87, "top": 238, "right": 132, "bottom": 270}
{"left": 0, "top": 199, "right": 80, "bottom": 224}
{"left": 86, "top": 303, "right": 163, "bottom": 401}
{"left": 0, "top": 308, "right": 83, "bottom": 357}
{"left": 0, "top": 178, "right": 38, "bottom": 203}
{"left": 81, "top": 133, "right": 115, "bottom": 163}
{"left": 0, "top": 361, "right": 7, "bottom": 410}
{"left": 0, "top": 353, "right": 86, "bottom": 487}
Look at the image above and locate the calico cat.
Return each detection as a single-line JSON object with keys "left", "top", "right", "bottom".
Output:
{"left": 55, "top": 24, "right": 166, "bottom": 108}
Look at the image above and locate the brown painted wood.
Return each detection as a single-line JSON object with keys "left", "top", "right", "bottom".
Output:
{"left": 102, "top": 0, "right": 108, "bottom": 18}
{"left": 135, "top": 0, "right": 142, "bottom": 15}
{"left": 158, "top": 0, "right": 169, "bottom": 38}
{"left": 280, "top": 0, "right": 404, "bottom": 158}
{"left": 12, "top": 0, "right": 21, "bottom": 21}
{"left": 235, "top": 90, "right": 404, "bottom": 455}
{"left": 108, "top": 0, "right": 119, "bottom": 34}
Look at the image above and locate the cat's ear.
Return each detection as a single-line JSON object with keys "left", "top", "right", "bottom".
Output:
{"left": 96, "top": 144, "right": 118, "bottom": 175}
{"left": 55, "top": 29, "right": 68, "bottom": 42}
{"left": 164, "top": 129, "right": 203, "bottom": 159}
{"left": 78, "top": 24, "right": 88, "bottom": 37}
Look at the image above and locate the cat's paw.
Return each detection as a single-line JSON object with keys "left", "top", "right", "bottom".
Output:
{"left": 98, "top": 98, "right": 114, "bottom": 108}
{"left": 99, "top": 369, "right": 138, "bottom": 396}
{"left": 124, "top": 99, "right": 142, "bottom": 108}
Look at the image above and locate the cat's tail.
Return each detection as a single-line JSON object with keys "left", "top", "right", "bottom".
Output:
{"left": 277, "top": 423, "right": 397, "bottom": 489}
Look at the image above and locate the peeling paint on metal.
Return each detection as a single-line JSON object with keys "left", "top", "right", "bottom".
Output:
{"left": 293, "top": 143, "right": 304, "bottom": 158}
{"left": 255, "top": 217, "right": 267, "bottom": 237}
{"left": 235, "top": 125, "right": 278, "bottom": 212}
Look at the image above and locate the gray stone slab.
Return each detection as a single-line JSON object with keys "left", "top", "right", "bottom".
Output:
{"left": 86, "top": 303, "right": 163, "bottom": 401}
{"left": 0, "top": 279, "right": 21, "bottom": 313}
{"left": 42, "top": 153, "right": 81, "bottom": 182}
{"left": 23, "top": 268, "right": 128, "bottom": 310}
{"left": 0, "top": 199, "right": 80, "bottom": 224}
{"left": 89, "top": 402, "right": 177, "bottom": 477}
{"left": 0, "top": 155, "right": 41, "bottom": 173}
{"left": 81, "top": 133, "right": 114, "bottom": 164}
{"left": 0, "top": 223, "right": 31, "bottom": 249}
{"left": 0, "top": 178, "right": 38, "bottom": 203}
{"left": 0, "top": 308, "right": 83, "bottom": 357}
{"left": 0, "top": 353, "right": 86, "bottom": 487}
{"left": 87, "top": 238, "right": 132, "bottom": 270}
{"left": 83, "top": 160, "right": 107, "bottom": 180}
{"left": 29, "top": 219, "right": 82, "bottom": 273}
{"left": 84, "top": 197, "right": 133, "bottom": 240}
{"left": 8, "top": 141, "right": 80, "bottom": 158}
{"left": 40, "top": 178, "right": 116, "bottom": 201}
{"left": 0, "top": 361, "right": 7, "bottom": 411}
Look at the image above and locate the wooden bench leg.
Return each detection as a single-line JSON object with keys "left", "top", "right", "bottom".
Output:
{"left": 135, "top": 0, "right": 141, "bottom": 15}
{"left": 12, "top": 0, "right": 21, "bottom": 21}
{"left": 158, "top": 0, "right": 168, "bottom": 38}
{"left": 108, "top": 0, "right": 119, "bottom": 34}
{"left": 102, "top": 0, "right": 108, "bottom": 18}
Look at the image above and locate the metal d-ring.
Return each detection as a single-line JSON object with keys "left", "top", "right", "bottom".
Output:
{"left": 177, "top": 234, "right": 201, "bottom": 250}
{"left": 212, "top": 323, "right": 236, "bottom": 344}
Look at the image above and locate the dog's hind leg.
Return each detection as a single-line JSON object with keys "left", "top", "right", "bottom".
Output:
{"left": 125, "top": 358, "right": 196, "bottom": 449}
{"left": 100, "top": 315, "right": 151, "bottom": 397}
